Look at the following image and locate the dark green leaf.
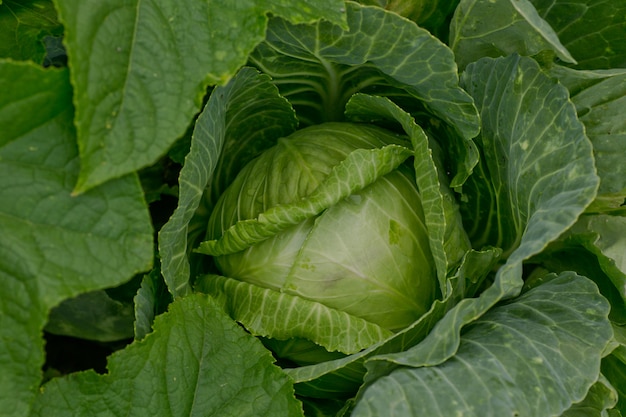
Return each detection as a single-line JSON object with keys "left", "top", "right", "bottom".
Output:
{"left": 45, "top": 290, "right": 135, "bottom": 342}
{"left": 251, "top": 1, "right": 480, "bottom": 186}
{"left": 0, "top": 60, "right": 153, "bottom": 417}
{"left": 0, "top": 0, "right": 62, "bottom": 63}
{"left": 549, "top": 66, "right": 626, "bottom": 210}
{"left": 52, "top": 0, "right": 345, "bottom": 192}
{"left": 34, "top": 294, "right": 304, "bottom": 417}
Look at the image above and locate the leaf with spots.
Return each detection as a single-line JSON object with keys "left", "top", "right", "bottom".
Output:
{"left": 353, "top": 273, "right": 613, "bottom": 417}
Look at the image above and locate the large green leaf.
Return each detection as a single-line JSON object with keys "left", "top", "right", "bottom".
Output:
{"left": 461, "top": 55, "right": 599, "bottom": 257}
{"left": 450, "top": 0, "right": 576, "bottom": 69}
{"left": 0, "top": 60, "right": 153, "bottom": 417}
{"left": 158, "top": 67, "right": 297, "bottom": 297}
{"left": 196, "top": 274, "right": 392, "bottom": 355}
{"left": 0, "top": 0, "right": 62, "bottom": 63}
{"left": 361, "top": 54, "right": 598, "bottom": 379}
{"left": 250, "top": 1, "right": 480, "bottom": 186}
{"left": 33, "top": 294, "right": 304, "bottom": 417}
{"left": 52, "top": 0, "right": 345, "bottom": 192}
{"left": 531, "top": 0, "right": 626, "bottom": 69}
{"left": 549, "top": 66, "right": 626, "bottom": 210}
{"left": 285, "top": 248, "right": 501, "bottom": 399}
{"left": 352, "top": 273, "right": 612, "bottom": 417}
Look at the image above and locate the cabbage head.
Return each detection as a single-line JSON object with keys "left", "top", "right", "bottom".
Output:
{"left": 203, "top": 122, "right": 437, "bottom": 358}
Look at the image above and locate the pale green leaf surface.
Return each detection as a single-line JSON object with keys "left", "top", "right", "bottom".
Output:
{"left": 532, "top": 0, "right": 626, "bottom": 70}
{"left": 195, "top": 274, "right": 393, "bottom": 355}
{"left": 353, "top": 273, "right": 612, "bottom": 417}
{"left": 33, "top": 294, "right": 304, "bottom": 417}
{"left": 251, "top": 2, "right": 480, "bottom": 184}
{"left": 0, "top": 0, "right": 62, "bottom": 63}
{"left": 158, "top": 67, "right": 297, "bottom": 297}
{"left": 197, "top": 144, "right": 412, "bottom": 256}
{"left": 450, "top": 0, "right": 575, "bottom": 69}
{"left": 345, "top": 94, "right": 471, "bottom": 295}
{"left": 286, "top": 248, "right": 501, "bottom": 398}
{"left": 53, "top": 0, "right": 345, "bottom": 192}
{"left": 364, "top": 54, "right": 598, "bottom": 373}
{"left": 0, "top": 61, "right": 152, "bottom": 417}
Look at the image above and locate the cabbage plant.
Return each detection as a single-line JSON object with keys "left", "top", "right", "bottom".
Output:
{"left": 202, "top": 122, "right": 437, "bottom": 360}
{"left": 2, "top": 1, "right": 626, "bottom": 417}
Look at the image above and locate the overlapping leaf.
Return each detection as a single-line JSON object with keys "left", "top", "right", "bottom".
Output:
{"left": 450, "top": 0, "right": 576, "bottom": 69}
{"left": 352, "top": 273, "right": 612, "bottom": 417}
{"left": 0, "top": 60, "right": 153, "bottom": 417}
{"left": 0, "top": 0, "right": 62, "bottom": 63}
{"left": 550, "top": 66, "right": 626, "bottom": 210}
{"left": 53, "top": 0, "right": 345, "bottom": 192}
{"left": 196, "top": 274, "right": 393, "bottom": 355}
{"left": 532, "top": 0, "right": 626, "bottom": 69}
{"left": 364, "top": 54, "right": 598, "bottom": 377}
{"left": 158, "top": 67, "right": 297, "bottom": 297}
{"left": 33, "top": 294, "right": 304, "bottom": 417}
{"left": 251, "top": 1, "right": 480, "bottom": 186}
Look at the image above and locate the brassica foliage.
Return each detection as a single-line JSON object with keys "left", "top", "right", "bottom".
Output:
{"left": 1, "top": 0, "right": 625, "bottom": 416}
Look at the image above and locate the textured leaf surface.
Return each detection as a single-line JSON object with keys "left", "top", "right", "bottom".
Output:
{"left": 0, "top": 0, "right": 62, "bottom": 62}
{"left": 251, "top": 2, "right": 480, "bottom": 185}
{"left": 158, "top": 67, "right": 297, "bottom": 296}
{"left": 365, "top": 54, "right": 598, "bottom": 376}
{"left": 353, "top": 273, "right": 612, "bottom": 417}
{"left": 532, "top": 0, "right": 626, "bottom": 69}
{"left": 198, "top": 144, "right": 412, "bottom": 257}
{"left": 53, "top": 0, "right": 345, "bottom": 192}
{"left": 450, "top": 0, "right": 575, "bottom": 69}
{"left": 0, "top": 60, "right": 153, "bottom": 417}
{"left": 196, "top": 274, "right": 392, "bottom": 355}
{"left": 33, "top": 294, "right": 304, "bottom": 417}
{"left": 345, "top": 94, "right": 471, "bottom": 295}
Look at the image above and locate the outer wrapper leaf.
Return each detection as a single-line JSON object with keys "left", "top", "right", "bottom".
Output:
{"left": 53, "top": 0, "right": 345, "bottom": 192}
{"left": 251, "top": 1, "right": 480, "bottom": 186}
{"left": 158, "top": 67, "right": 297, "bottom": 296}
{"left": 0, "top": 60, "right": 153, "bottom": 417}
{"left": 450, "top": 0, "right": 575, "bottom": 69}
{"left": 352, "top": 273, "right": 612, "bottom": 417}
{"left": 364, "top": 54, "right": 598, "bottom": 379}
{"left": 33, "top": 294, "right": 304, "bottom": 417}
